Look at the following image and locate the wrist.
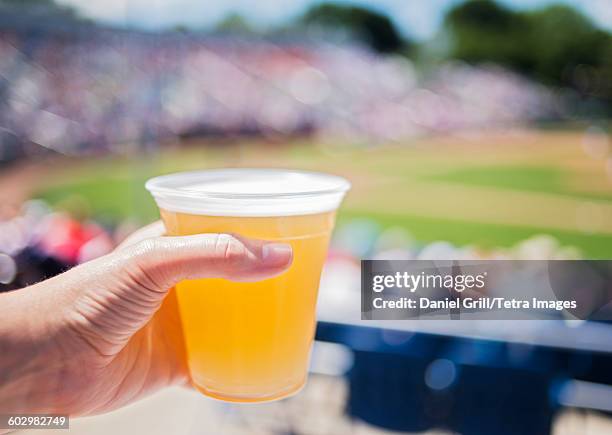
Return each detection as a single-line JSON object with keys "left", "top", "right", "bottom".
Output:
{"left": 0, "top": 287, "right": 69, "bottom": 413}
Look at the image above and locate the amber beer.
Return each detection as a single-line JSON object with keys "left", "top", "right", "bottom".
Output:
{"left": 146, "top": 169, "right": 350, "bottom": 402}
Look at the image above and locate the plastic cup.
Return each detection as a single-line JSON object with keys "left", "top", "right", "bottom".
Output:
{"left": 146, "top": 169, "right": 350, "bottom": 402}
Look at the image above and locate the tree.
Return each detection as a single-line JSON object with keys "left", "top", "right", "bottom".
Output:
{"left": 215, "top": 13, "right": 255, "bottom": 34}
{"left": 0, "top": 0, "right": 80, "bottom": 19}
{"left": 299, "top": 3, "right": 406, "bottom": 53}
{"left": 0, "top": 0, "right": 56, "bottom": 5}
{"left": 525, "top": 5, "right": 612, "bottom": 88}
{"left": 444, "top": 0, "right": 533, "bottom": 71}
{"left": 443, "top": 0, "right": 612, "bottom": 101}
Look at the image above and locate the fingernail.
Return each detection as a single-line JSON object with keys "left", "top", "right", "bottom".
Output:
{"left": 262, "top": 243, "right": 292, "bottom": 267}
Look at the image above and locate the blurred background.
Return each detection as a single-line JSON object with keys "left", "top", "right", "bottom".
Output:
{"left": 1, "top": 0, "right": 612, "bottom": 434}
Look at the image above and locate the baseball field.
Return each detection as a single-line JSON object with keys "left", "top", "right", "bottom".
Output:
{"left": 32, "top": 129, "right": 612, "bottom": 258}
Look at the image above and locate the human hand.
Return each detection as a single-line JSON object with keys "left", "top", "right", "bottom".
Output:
{"left": 0, "top": 222, "right": 292, "bottom": 417}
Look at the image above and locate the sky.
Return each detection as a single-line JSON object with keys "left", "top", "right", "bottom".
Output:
{"left": 55, "top": 0, "right": 612, "bottom": 41}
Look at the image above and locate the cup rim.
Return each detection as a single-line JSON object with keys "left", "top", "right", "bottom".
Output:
{"left": 145, "top": 168, "right": 351, "bottom": 200}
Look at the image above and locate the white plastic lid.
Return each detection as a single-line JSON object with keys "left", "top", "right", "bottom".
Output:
{"left": 145, "top": 168, "right": 351, "bottom": 216}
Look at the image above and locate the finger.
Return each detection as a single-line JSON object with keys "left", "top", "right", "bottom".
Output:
{"left": 56, "top": 234, "right": 293, "bottom": 356}
{"left": 116, "top": 221, "right": 166, "bottom": 250}
{"left": 119, "top": 233, "right": 293, "bottom": 294}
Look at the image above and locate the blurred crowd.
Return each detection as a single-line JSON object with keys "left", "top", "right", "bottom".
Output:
{"left": 0, "top": 199, "right": 581, "bottom": 292}
{"left": 0, "top": 28, "right": 558, "bottom": 162}
{"left": 0, "top": 200, "right": 114, "bottom": 289}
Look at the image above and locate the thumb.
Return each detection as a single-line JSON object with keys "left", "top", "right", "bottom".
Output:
{"left": 118, "top": 233, "right": 293, "bottom": 289}
{"left": 63, "top": 233, "right": 292, "bottom": 352}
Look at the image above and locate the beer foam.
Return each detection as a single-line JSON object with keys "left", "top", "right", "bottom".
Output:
{"left": 146, "top": 169, "right": 350, "bottom": 216}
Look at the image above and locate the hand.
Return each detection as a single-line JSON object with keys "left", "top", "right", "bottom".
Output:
{"left": 0, "top": 222, "right": 292, "bottom": 417}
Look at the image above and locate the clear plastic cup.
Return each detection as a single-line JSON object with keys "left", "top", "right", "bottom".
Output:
{"left": 146, "top": 169, "right": 350, "bottom": 402}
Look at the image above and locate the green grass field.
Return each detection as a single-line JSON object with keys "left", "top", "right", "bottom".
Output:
{"left": 36, "top": 130, "right": 612, "bottom": 258}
